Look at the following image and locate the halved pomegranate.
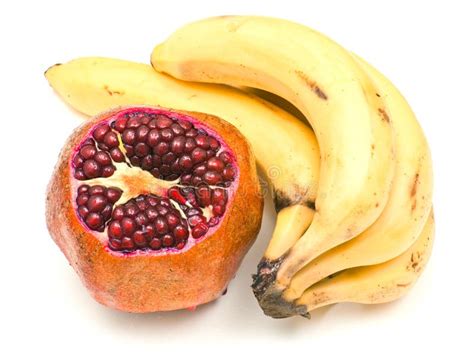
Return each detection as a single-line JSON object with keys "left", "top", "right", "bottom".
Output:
{"left": 46, "top": 106, "right": 263, "bottom": 312}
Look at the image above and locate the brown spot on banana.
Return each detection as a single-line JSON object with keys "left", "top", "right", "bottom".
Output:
{"left": 410, "top": 172, "right": 420, "bottom": 211}
{"left": 295, "top": 70, "right": 328, "bottom": 100}
{"left": 378, "top": 108, "right": 390, "bottom": 123}
{"left": 103, "top": 85, "right": 124, "bottom": 96}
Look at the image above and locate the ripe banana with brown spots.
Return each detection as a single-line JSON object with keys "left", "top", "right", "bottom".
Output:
{"left": 45, "top": 57, "right": 320, "bottom": 251}
{"left": 296, "top": 210, "right": 434, "bottom": 315}
{"left": 151, "top": 15, "right": 396, "bottom": 317}
{"left": 282, "top": 55, "right": 433, "bottom": 303}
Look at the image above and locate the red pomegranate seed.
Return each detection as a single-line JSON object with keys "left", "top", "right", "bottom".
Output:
{"left": 110, "top": 148, "right": 125, "bottom": 162}
{"left": 135, "top": 213, "right": 148, "bottom": 226}
{"left": 87, "top": 195, "right": 107, "bottom": 212}
{"left": 94, "top": 151, "right": 112, "bottom": 166}
{"left": 147, "top": 129, "right": 160, "bottom": 147}
{"left": 102, "top": 205, "right": 112, "bottom": 220}
{"left": 176, "top": 242, "right": 185, "bottom": 250}
{"left": 193, "top": 164, "right": 207, "bottom": 176}
{"left": 141, "top": 155, "right": 153, "bottom": 170}
{"left": 78, "top": 206, "right": 89, "bottom": 218}
{"left": 101, "top": 165, "right": 115, "bottom": 177}
{"left": 223, "top": 166, "right": 235, "bottom": 181}
{"left": 108, "top": 221, "right": 122, "bottom": 239}
{"left": 130, "top": 156, "right": 140, "bottom": 166}
{"left": 208, "top": 217, "right": 219, "bottom": 226}
{"left": 186, "top": 129, "right": 198, "bottom": 137}
{"left": 213, "top": 205, "right": 225, "bottom": 216}
{"left": 188, "top": 214, "right": 206, "bottom": 227}
{"left": 168, "top": 187, "right": 187, "bottom": 204}
{"left": 209, "top": 137, "right": 220, "bottom": 150}
{"left": 83, "top": 160, "right": 101, "bottom": 178}
{"left": 219, "top": 151, "right": 232, "bottom": 163}
{"left": 203, "top": 171, "right": 222, "bottom": 185}
{"left": 89, "top": 185, "right": 105, "bottom": 194}
{"left": 103, "top": 131, "right": 119, "bottom": 148}
{"left": 192, "top": 223, "right": 208, "bottom": 238}
{"left": 74, "top": 170, "right": 86, "bottom": 180}
{"left": 184, "top": 138, "right": 197, "bottom": 152}
{"left": 146, "top": 207, "right": 159, "bottom": 220}
{"left": 195, "top": 134, "right": 209, "bottom": 149}
{"left": 109, "top": 239, "right": 122, "bottom": 250}
{"left": 207, "top": 157, "right": 225, "bottom": 172}
{"left": 147, "top": 196, "right": 159, "bottom": 207}
{"left": 162, "top": 234, "right": 174, "bottom": 247}
{"left": 171, "top": 136, "right": 186, "bottom": 154}
{"left": 212, "top": 189, "right": 227, "bottom": 204}
{"left": 173, "top": 225, "right": 189, "bottom": 241}
{"left": 127, "top": 117, "right": 141, "bottom": 128}
{"left": 121, "top": 237, "right": 134, "bottom": 250}
{"left": 136, "top": 125, "right": 149, "bottom": 142}
{"left": 132, "top": 231, "right": 147, "bottom": 247}
{"left": 76, "top": 193, "right": 89, "bottom": 206}
{"left": 112, "top": 206, "right": 125, "bottom": 220}
{"left": 124, "top": 204, "right": 139, "bottom": 218}
{"left": 106, "top": 187, "right": 122, "bottom": 203}
{"left": 154, "top": 142, "right": 169, "bottom": 156}
{"left": 178, "top": 119, "right": 192, "bottom": 130}
{"left": 154, "top": 216, "right": 168, "bottom": 234}
{"left": 192, "top": 176, "right": 202, "bottom": 185}
{"left": 166, "top": 213, "right": 180, "bottom": 228}
{"left": 191, "top": 148, "right": 207, "bottom": 163}
{"left": 156, "top": 115, "right": 173, "bottom": 128}
{"left": 121, "top": 217, "right": 135, "bottom": 236}
{"left": 160, "top": 128, "right": 174, "bottom": 142}
{"left": 78, "top": 184, "right": 89, "bottom": 194}
{"left": 73, "top": 154, "right": 84, "bottom": 168}
{"left": 122, "top": 129, "right": 136, "bottom": 145}
{"left": 113, "top": 117, "right": 128, "bottom": 132}
{"left": 162, "top": 152, "right": 176, "bottom": 164}
{"left": 171, "top": 123, "right": 184, "bottom": 135}
{"left": 149, "top": 238, "right": 162, "bottom": 249}
{"left": 80, "top": 145, "right": 97, "bottom": 159}
{"left": 134, "top": 143, "right": 150, "bottom": 157}
{"left": 178, "top": 155, "right": 193, "bottom": 170}
{"left": 93, "top": 124, "right": 110, "bottom": 142}
{"left": 85, "top": 213, "right": 103, "bottom": 230}
{"left": 144, "top": 225, "right": 155, "bottom": 240}
{"left": 197, "top": 186, "right": 211, "bottom": 206}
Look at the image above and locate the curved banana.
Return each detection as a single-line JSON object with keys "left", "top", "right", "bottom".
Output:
{"left": 283, "top": 55, "right": 433, "bottom": 301}
{"left": 151, "top": 16, "right": 395, "bottom": 314}
{"left": 295, "top": 209, "right": 434, "bottom": 316}
{"left": 45, "top": 57, "right": 320, "bottom": 249}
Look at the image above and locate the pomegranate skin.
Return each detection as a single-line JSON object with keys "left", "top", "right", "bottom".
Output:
{"left": 46, "top": 106, "right": 263, "bottom": 312}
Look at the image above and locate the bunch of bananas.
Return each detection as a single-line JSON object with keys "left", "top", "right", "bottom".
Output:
{"left": 46, "top": 16, "right": 433, "bottom": 319}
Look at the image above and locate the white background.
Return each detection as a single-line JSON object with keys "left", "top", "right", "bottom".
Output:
{"left": 1, "top": 0, "right": 473, "bottom": 361}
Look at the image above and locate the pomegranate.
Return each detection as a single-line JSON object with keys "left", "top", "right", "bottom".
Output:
{"left": 46, "top": 106, "right": 263, "bottom": 312}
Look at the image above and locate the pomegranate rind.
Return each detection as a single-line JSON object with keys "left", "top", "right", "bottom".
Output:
{"left": 46, "top": 106, "right": 263, "bottom": 312}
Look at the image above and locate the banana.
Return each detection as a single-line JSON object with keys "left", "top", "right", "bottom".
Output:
{"left": 295, "top": 209, "right": 434, "bottom": 317}
{"left": 45, "top": 57, "right": 320, "bottom": 250}
{"left": 283, "top": 55, "right": 433, "bottom": 301}
{"left": 151, "top": 16, "right": 396, "bottom": 315}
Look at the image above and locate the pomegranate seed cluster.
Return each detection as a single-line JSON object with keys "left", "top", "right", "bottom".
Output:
{"left": 71, "top": 110, "right": 237, "bottom": 253}
{"left": 108, "top": 194, "right": 189, "bottom": 251}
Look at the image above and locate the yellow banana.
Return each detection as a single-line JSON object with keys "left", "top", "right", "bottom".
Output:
{"left": 45, "top": 57, "right": 320, "bottom": 249}
{"left": 283, "top": 55, "right": 433, "bottom": 301}
{"left": 295, "top": 210, "right": 434, "bottom": 317}
{"left": 151, "top": 16, "right": 395, "bottom": 315}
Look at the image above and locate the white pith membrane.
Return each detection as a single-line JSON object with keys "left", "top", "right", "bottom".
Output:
{"left": 69, "top": 107, "right": 239, "bottom": 256}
